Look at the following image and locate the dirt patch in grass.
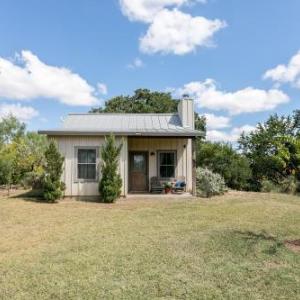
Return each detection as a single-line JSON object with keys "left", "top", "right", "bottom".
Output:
{"left": 285, "top": 240, "right": 300, "bottom": 253}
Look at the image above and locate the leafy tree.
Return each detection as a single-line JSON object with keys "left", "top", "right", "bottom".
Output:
{"left": 197, "top": 142, "right": 252, "bottom": 190}
{"left": 0, "top": 115, "right": 25, "bottom": 146}
{"left": 90, "top": 88, "right": 206, "bottom": 133}
{"left": 0, "top": 116, "right": 48, "bottom": 191}
{"left": 239, "top": 112, "right": 300, "bottom": 190}
{"left": 0, "top": 146, "right": 14, "bottom": 194}
{"left": 42, "top": 140, "right": 65, "bottom": 202}
{"left": 99, "top": 135, "right": 123, "bottom": 203}
{"left": 16, "top": 133, "right": 48, "bottom": 188}
{"left": 0, "top": 132, "right": 48, "bottom": 187}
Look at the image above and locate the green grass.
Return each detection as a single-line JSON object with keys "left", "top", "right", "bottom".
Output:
{"left": 0, "top": 192, "right": 300, "bottom": 299}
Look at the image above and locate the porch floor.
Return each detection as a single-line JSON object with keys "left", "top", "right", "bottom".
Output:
{"left": 126, "top": 192, "right": 194, "bottom": 199}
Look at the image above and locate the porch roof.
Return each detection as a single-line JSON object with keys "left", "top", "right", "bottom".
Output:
{"left": 38, "top": 113, "right": 203, "bottom": 137}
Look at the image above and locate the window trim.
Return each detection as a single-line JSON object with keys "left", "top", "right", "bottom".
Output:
{"left": 74, "top": 146, "right": 99, "bottom": 183}
{"left": 157, "top": 150, "right": 177, "bottom": 180}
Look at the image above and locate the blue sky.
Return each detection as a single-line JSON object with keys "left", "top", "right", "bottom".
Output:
{"left": 0, "top": 0, "right": 299, "bottom": 142}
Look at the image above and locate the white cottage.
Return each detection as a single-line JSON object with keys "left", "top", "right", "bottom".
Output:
{"left": 39, "top": 99, "right": 203, "bottom": 197}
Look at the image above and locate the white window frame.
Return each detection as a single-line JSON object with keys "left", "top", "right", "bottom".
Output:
{"left": 74, "top": 146, "right": 99, "bottom": 182}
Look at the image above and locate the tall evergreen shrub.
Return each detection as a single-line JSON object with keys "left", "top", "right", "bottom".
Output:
{"left": 42, "top": 140, "right": 64, "bottom": 202}
{"left": 99, "top": 135, "right": 122, "bottom": 203}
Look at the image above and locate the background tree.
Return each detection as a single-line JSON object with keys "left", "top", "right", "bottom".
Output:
{"left": 0, "top": 115, "right": 25, "bottom": 146}
{"left": 239, "top": 111, "right": 300, "bottom": 191}
{"left": 197, "top": 142, "right": 252, "bottom": 190}
{"left": 42, "top": 140, "right": 65, "bottom": 202}
{"left": 0, "top": 147, "right": 14, "bottom": 194}
{"left": 90, "top": 88, "right": 206, "bottom": 134}
{"left": 0, "top": 116, "right": 48, "bottom": 190}
{"left": 16, "top": 133, "right": 48, "bottom": 188}
{"left": 99, "top": 135, "right": 123, "bottom": 203}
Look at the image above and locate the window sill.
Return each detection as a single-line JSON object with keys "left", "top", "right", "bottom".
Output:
{"left": 74, "top": 179, "right": 98, "bottom": 183}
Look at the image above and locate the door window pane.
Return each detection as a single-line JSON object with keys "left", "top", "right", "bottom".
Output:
{"left": 132, "top": 154, "right": 145, "bottom": 172}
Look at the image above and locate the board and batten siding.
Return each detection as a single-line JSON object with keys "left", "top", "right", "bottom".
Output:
{"left": 51, "top": 136, "right": 128, "bottom": 197}
{"left": 128, "top": 137, "right": 193, "bottom": 192}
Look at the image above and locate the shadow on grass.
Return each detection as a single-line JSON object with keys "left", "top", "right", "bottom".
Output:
{"left": 13, "top": 190, "right": 111, "bottom": 204}
{"left": 13, "top": 189, "right": 54, "bottom": 203}
{"left": 73, "top": 196, "right": 103, "bottom": 203}
{"left": 233, "top": 230, "right": 284, "bottom": 255}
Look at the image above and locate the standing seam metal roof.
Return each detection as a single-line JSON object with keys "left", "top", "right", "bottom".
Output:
{"left": 38, "top": 113, "right": 203, "bottom": 136}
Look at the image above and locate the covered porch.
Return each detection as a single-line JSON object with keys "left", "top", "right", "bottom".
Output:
{"left": 126, "top": 137, "right": 195, "bottom": 195}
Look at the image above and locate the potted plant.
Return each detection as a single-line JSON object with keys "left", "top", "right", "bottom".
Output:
{"left": 164, "top": 182, "right": 172, "bottom": 194}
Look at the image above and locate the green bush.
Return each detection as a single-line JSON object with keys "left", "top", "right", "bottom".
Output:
{"left": 197, "top": 142, "right": 251, "bottom": 191}
{"left": 196, "top": 167, "right": 227, "bottom": 198}
{"left": 99, "top": 135, "right": 123, "bottom": 203}
{"left": 260, "top": 176, "right": 300, "bottom": 195}
{"left": 279, "top": 176, "right": 298, "bottom": 194}
{"left": 260, "top": 179, "right": 279, "bottom": 193}
{"left": 41, "top": 140, "right": 64, "bottom": 203}
{"left": 42, "top": 176, "right": 64, "bottom": 202}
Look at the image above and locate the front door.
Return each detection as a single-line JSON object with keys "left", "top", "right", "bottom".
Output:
{"left": 129, "top": 152, "right": 148, "bottom": 192}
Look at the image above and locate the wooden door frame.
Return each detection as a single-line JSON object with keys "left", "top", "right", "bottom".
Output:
{"left": 128, "top": 151, "right": 149, "bottom": 193}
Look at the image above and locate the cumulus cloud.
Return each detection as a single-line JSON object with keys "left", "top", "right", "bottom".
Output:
{"left": 120, "top": 0, "right": 225, "bottom": 55}
{"left": 127, "top": 57, "right": 145, "bottom": 69}
{"left": 207, "top": 125, "right": 256, "bottom": 143}
{"left": 97, "top": 83, "right": 108, "bottom": 95}
{"left": 264, "top": 50, "right": 300, "bottom": 88}
{"left": 204, "top": 113, "right": 231, "bottom": 129}
{"left": 0, "top": 103, "right": 39, "bottom": 122}
{"left": 140, "top": 9, "right": 226, "bottom": 55}
{"left": 176, "top": 79, "right": 289, "bottom": 115}
{"left": 0, "top": 50, "right": 100, "bottom": 106}
{"left": 119, "top": 0, "right": 205, "bottom": 23}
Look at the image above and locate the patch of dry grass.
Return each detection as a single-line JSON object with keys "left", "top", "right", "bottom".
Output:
{"left": 0, "top": 192, "right": 300, "bottom": 299}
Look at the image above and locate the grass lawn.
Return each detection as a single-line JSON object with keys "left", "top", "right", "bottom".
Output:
{"left": 0, "top": 192, "right": 300, "bottom": 299}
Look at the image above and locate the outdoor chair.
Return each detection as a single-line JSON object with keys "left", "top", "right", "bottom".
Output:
{"left": 172, "top": 176, "right": 186, "bottom": 194}
{"left": 150, "top": 177, "right": 164, "bottom": 194}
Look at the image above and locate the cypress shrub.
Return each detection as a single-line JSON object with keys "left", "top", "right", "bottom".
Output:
{"left": 99, "top": 135, "right": 122, "bottom": 203}
{"left": 42, "top": 140, "right": 64, "bottom": 202}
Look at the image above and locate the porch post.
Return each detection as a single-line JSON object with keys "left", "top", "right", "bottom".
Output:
{"left": 192, "top": 137, "right": 197, "bottom": 196}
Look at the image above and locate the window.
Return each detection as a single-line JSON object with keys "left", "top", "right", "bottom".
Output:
{"left": 158, "top": 151, "right": 176, "bottom": 178}
{"left": 77, "top": 148, "right": 97, "bottom": 180}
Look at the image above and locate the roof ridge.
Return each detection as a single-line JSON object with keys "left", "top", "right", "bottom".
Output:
{"left": 68, "top": 113, "right": 179, "bottom": 116}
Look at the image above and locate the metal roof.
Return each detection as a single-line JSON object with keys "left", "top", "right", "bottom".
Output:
{"left": 38, "top": 113, "right": 203, "bottom": 137}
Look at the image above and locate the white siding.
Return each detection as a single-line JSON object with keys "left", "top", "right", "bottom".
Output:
{"left": 50, "top": 135, "right": 193, "bottom": 196}
{"left": 52, "top": 136, "right": 128, "bottom": 197}
{"left": 128, "top": 137, "right": 193, "bottom": 192}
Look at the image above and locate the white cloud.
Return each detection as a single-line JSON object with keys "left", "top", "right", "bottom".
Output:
{"left": 127, "top": 57, "right": 145, "bottom": 69}
{"left": 120, "top": 0, "right": 225, "bottom": 55}
{"left": 0, "top": 50, "right": 100, "bottom": 106}
{"left": 204, "top": 113, "right": 231, "bottom": 129}
{"left": 97, "top": 83, "right": 108, "bottom": 95}
{"left": 0, "top": 103, "right": 39, "bottom": 122}
{"left": 176, "top": 79, "right": 289, "bottom": 115}
{"left": 207, "top": 125, "right": 256, "bottom": 143}
{"left": 264, "top": 50, "right": 300, "bottom": 88}
{"left": 119, "top": 0, "right": 205, "bottom": 23}
{"left": 140, "top": 9, "right": 226, "bottom": 55}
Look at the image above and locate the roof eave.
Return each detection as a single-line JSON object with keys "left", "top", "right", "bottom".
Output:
{"left": 38, "top": 130, "right": 204, "bottom": 137}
